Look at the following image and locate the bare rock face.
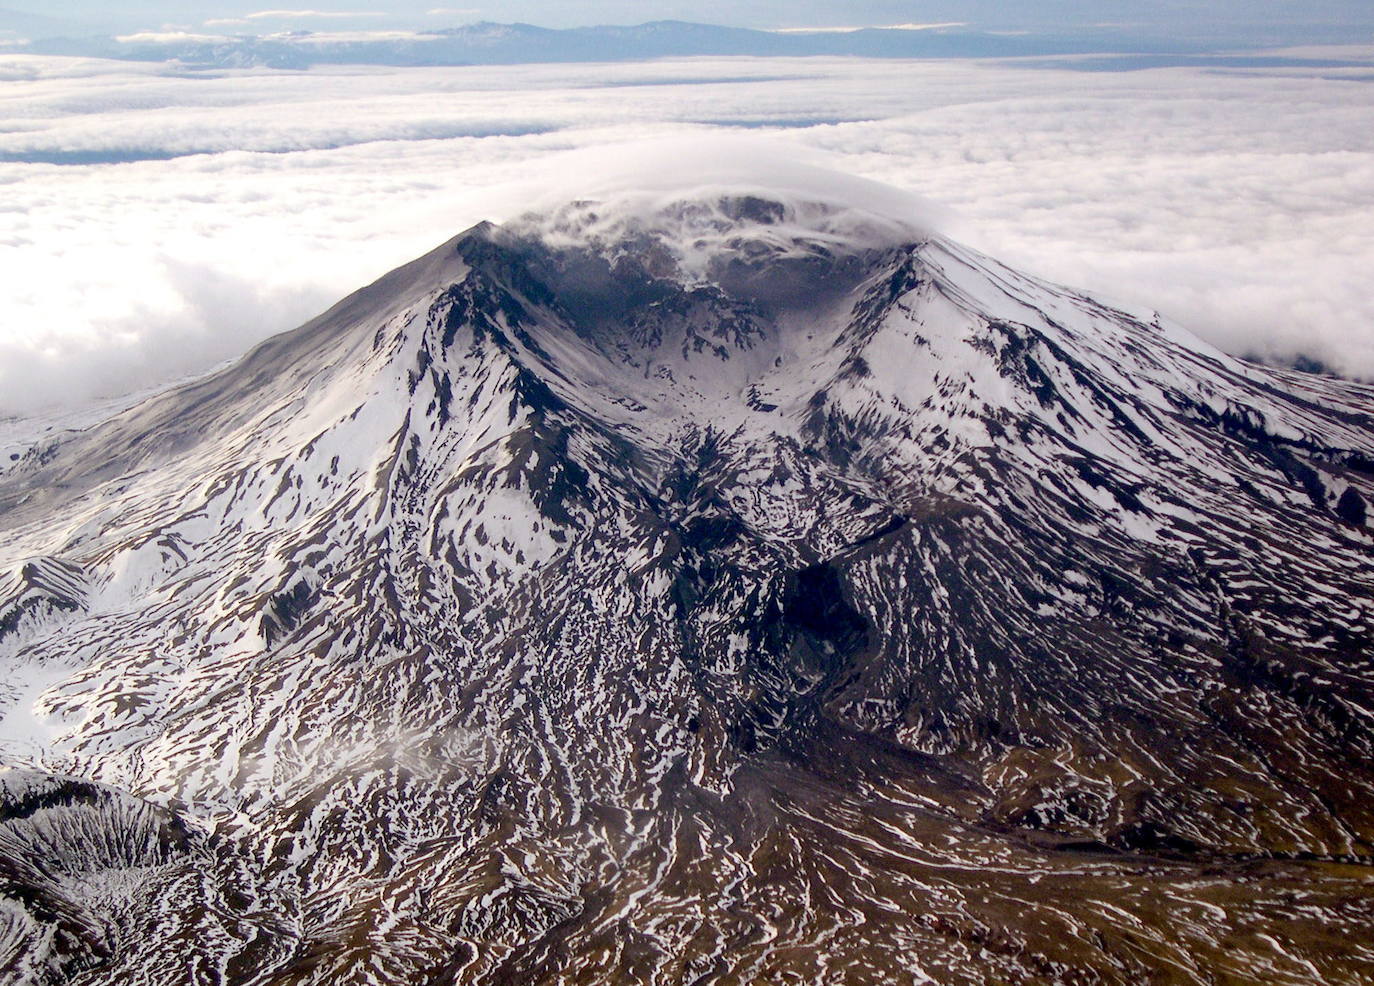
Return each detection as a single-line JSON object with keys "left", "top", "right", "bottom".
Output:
{"left": 1, "top": 195, "right": 1373, "bottom": 985}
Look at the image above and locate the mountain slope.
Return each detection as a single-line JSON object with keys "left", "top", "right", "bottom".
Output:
{"left": 1, "top": 193, "right": 1372, "bottom": 985}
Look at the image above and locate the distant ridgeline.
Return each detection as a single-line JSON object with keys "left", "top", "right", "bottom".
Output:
{"left": 18, "top": 20, "right": 1369, "bottom": 70}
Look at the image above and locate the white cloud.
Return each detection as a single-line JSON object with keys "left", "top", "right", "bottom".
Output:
{"left": 243, "top": 9, "right": 386, "bottom": 19}
{"left": 114, "top": 31, "right": 235, "bottom": 44}
{"left": 772, "top": 23, "right": 966, "bottom": 33}
{"left": 0, "top": 258, "right": 335, "bottom": 414}
{"left": 1, "top": 52, "right": 1372, "bottom": 415}
{"left": 296, "top": 30, "right": 449, "bottom": 42}
{"left": 270, "top": 30, "right": 445, "bottom": 43}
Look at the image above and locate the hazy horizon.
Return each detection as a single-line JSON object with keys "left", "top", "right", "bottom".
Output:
{"left": 4, "top": 1, "right": 1374, "bottom": 45}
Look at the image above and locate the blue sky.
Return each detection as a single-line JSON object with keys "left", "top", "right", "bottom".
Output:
{"left": 5, "top": 1, "right": 1373, "bottom": 41}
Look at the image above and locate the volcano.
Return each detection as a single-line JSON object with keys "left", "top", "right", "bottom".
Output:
{"left": 1, "top": 186, "right": 1372, "bottom": 985}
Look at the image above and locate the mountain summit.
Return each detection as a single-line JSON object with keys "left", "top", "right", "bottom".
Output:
{"left": 1, "top": 188, "right": 1372, "bottom": 984}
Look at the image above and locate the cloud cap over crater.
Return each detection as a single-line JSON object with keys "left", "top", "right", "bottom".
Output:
{"left": 505, "top": 136, "right": 945, "bottom": 269}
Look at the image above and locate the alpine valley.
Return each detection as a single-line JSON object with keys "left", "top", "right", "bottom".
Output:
{"left": 1, "top": 182, "right": 1372, "bottom": 985}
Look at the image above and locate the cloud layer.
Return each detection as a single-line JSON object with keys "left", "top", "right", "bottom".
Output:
{"left": 2, "top": 50, "right": 1373, "bottom": 415}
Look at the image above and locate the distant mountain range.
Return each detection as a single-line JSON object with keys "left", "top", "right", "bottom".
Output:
{"left": 8, "top": 20, "right": 1280, "bottom": 70}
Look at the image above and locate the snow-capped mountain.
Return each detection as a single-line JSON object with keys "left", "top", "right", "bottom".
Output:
{"left": 1, "top": 188, "right": 1372, "bottom": 985}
